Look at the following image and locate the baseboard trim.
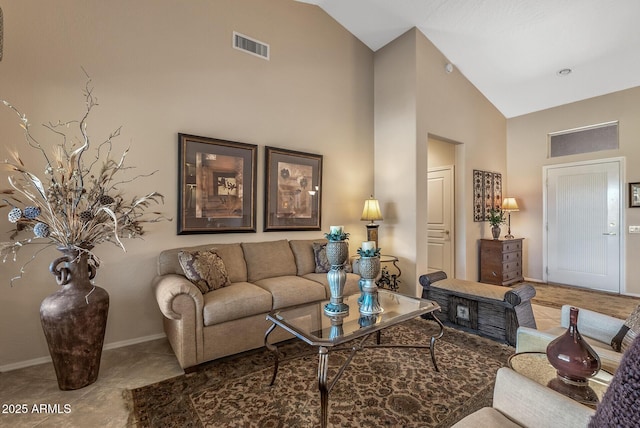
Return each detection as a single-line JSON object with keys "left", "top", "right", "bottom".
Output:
{"left": 0, "top": 333, "right": 167, "bottom": 372}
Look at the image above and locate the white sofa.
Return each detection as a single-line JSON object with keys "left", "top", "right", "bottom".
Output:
{"left": 516, "top": 305, "right": 625, "bottom": 373}
{"left": 453, "top": 367, "right": 594, "bottom": 427}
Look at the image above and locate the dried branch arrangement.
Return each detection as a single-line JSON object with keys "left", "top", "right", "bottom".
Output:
{"left": 0, "top": 75, "right": 169, "bottom": 283}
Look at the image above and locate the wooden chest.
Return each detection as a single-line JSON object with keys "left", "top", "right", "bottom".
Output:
{"left": 479, "top": 238, "right": 523, "bottom": 286}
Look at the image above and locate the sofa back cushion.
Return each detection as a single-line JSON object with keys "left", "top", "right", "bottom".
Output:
{"left": 158, "top": 243, "right": 248, "bottom": 283}
{"left": 289, "top": 239, "right": 327, "bottom": 276}
{"left": 242, "top": 240, "right": 297, "bottom": 282}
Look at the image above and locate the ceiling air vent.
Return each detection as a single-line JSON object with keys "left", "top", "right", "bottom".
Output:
{"left": 233, "top": 31, "right": 269, "bottom": 60}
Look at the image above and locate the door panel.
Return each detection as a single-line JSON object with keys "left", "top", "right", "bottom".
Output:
{"left": 545, "top": 160, "right": 620, "bottom": 292}
{"left": 428, "top": 167, "right": 454, "bottom": 277}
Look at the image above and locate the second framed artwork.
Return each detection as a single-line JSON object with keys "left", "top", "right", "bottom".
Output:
{"left": 264, "top": 146, "right": 322, "bottom": 231}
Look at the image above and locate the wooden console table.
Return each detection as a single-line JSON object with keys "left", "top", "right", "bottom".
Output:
{"left": 479, "top": 238, "right": 523, "bottom": 286}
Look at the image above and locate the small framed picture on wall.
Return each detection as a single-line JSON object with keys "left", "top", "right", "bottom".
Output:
{"left": 630, "top": 182, "right": 640, "bottom": 208}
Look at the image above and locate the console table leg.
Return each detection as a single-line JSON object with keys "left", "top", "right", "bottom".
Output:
{"left": 264, "top": 323, "right": 280, "bottom": 386}
{"left": 318, "top": 346, "right": 330, "bottom": 428}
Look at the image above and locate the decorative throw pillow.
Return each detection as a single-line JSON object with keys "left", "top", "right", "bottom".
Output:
{"left": 313, "top": 242, "right": 331, "bottom": 273}
{"left": 611, "top": 305, "right": 640, "bottom": 352}
{"left": 178, "top": 250, "right": 231, "bottom": 294}
{"left": 312, "top": 242, "right": 353, "bottom": 273}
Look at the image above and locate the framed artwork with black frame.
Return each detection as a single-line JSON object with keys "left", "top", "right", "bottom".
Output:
{"left": 177, "top": 133, "right": 257, "bottom": 234}
{"left": 630, "top": 182, "right": 640, "bottom": 208}
{"left": 264, "top": 146, "right": 322, "bottom": 231}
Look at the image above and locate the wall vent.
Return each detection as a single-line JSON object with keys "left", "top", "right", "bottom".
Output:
{"left": 233, "top": 32, "right": 269, "bottom": 60}
{"left": 548, "top": 121, "right": 618, "bottom": 158}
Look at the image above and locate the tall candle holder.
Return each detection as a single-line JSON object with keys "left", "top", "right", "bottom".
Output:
{"left": 358, "top": 243, "right": 383, "bottom": 315}
{"left": 324, "top": 227, "right": 350, "bottom": 316}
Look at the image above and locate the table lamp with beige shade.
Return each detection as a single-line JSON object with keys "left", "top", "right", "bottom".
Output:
{"left": 361, "top": 195, "right": 383, "bottom": 247}
{"left": 501, "top": 197, "right": 519, "bottom": 239}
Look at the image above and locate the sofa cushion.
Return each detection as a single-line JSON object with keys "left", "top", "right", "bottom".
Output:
{"left": 158, "top": 243, "right": 247, "bottom": 283}
{"left": 202, "top": 282, "right": 273, "bottom": 326}
{"left": 242, "top": 240, "right": 297, "bottom": 282}
{"left": 253, "top": 276, "right": 327, "bottom": 309}
{"left": 289, "top": 239, "right": 327, "bottom": 275}
{"left": 178, "top": 250, "right": 231, "bottom": 293}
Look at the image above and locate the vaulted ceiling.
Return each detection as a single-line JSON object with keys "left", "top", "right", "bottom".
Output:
{"left": 298, "top": 0, "right": 640, "bottom": 118}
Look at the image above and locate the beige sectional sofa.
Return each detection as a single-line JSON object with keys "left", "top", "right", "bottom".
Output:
{"left": 152, "top": 239, "right": 361, "bottom": 369}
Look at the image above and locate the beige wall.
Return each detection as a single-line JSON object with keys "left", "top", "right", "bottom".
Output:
{"left": 374, "top": 29, "right": 507, "bottom": 295}
{"left": 427, "top": 137, "right": 456, "bottom": 169}
{"left": 507, "top": 86, "right": 640, "bottom": 296}
{"left": 0, "top": 0, "right": 374, "bottom": 368}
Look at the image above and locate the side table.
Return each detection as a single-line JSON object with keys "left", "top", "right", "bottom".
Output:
{"left": 508, "top": 352, "right": 612, "bottom": 408}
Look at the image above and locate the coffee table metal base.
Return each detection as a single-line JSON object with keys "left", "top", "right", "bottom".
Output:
{"left": 265, "top": 313, "right": 444, "bottom": 428}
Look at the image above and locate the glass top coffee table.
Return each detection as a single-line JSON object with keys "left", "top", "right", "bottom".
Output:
{"left": 265, "top": 290, "right": 443, "bottom": 428}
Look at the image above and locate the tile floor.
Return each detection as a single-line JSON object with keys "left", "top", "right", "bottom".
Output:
{"left": 0, "top": 304, "right": 560, "bottom": 427}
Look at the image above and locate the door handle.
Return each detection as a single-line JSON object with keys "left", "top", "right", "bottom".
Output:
{"left": 602, "top": 232, "right": 617, "bottom": 236}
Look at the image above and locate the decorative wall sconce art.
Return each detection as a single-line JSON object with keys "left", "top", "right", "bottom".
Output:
{"left": 473, "top": 169, "right": 502, "bottom": 222}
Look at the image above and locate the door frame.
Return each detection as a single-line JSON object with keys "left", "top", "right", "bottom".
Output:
{"left": 542, "top": 157, "right": 626, "bottom": 292}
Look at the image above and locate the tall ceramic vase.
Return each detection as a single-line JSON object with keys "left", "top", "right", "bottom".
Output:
{"left": 359, "top": 256, "right": 383, "bottom": 315}
{"left": 324, "top": 240, "right": 349, "bottom": 315}
{"left": 546, "top": 306, "right": 601, "bottom": 383}
{"left": 40, "top": 247, "right": 109, "bottom": 390}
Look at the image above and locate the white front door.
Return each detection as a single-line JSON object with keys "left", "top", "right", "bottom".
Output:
{"left": 544, "top": 159, "right": 622, "bottom": 292}
{"left": 428, "top": 166, "right": 454, "bottom": 277}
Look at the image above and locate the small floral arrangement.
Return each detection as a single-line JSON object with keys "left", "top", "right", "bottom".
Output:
{"left": 357, "top": 247, "right": 381, "bottom": 257}
{"left": 0, "top": 77, "right": 168, "bottom": 283}
{"left": 324, "top": 231, "right": 349, "bottom": 242}
{"left": 487, "top": 208, "right": 505, "bottom": 227}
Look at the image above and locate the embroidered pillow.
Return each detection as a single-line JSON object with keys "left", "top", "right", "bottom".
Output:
{"left": 178, "top": 250, "right": 231, "bottom": 293}
{"left": 312, "top": 242, "right": 352, "bottom": 273}
{"left": 313, "top": 242, "right": 332, "bottom": 273}
{"left": 611, "top": 305, "right": 640, "bottom": 352}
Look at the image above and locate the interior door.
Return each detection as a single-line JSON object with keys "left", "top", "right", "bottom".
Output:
{"left": 427, "top": 166, "right": 454, "bottom": 277}
{"left": 545, "top": 159, "right": 621, "bottom": 292}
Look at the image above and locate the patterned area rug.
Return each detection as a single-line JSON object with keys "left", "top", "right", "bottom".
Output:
{"left": 527, "top": 282, "right": 640, "bottom": 320}
{"left": 125, "top": 318, "right": 513, "bottom": 427}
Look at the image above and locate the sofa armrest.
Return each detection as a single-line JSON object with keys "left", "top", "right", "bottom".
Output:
{"left": 560, "top": 305, "right": 625, "bottom": 344}
{"left": 515, "top": 326, "right": 557, "bottom": 353}
{"left": 152, "top": 274, "right": 205, "bottom": 368}
{"left": 153, "top": 274, "right": 204, "bottom": 321}
{"left": 492, "top": 367, "right": 595, "bottom": 428}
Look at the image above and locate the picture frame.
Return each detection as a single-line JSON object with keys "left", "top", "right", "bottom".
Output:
{"left": 264, "top": 146, "right": 322, "bottom": 231}
{"left": 630, "top": 182, "right": 640, "bottom": 208}
{"left": 177, "top": 133, "right": 257, "bottom": 234}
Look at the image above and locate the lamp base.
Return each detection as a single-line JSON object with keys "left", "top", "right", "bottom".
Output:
{"left": 366, "top": 224, "right": 379, "bottom": 247}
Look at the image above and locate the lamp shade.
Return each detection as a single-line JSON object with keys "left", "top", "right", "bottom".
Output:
{"left": 501, "top": 197, "right": 519, "bottom": 212}
{"left": 361, "top": 197, "right": 383, "bottom": 223}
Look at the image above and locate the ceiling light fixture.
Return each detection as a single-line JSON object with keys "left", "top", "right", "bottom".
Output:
{"left": 557, "top": 68, "right": 572, "bottom": 77}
